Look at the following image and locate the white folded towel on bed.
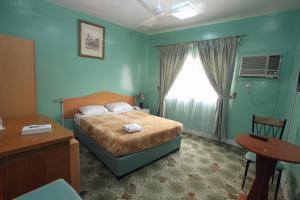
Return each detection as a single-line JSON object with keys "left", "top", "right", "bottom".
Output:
{"left": 123, "top": 123, "right": 143, "bottom": 133}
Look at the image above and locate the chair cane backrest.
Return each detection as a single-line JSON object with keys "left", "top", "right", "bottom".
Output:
{"left": 252, "top": 115, "right": 287, "bottom": 140}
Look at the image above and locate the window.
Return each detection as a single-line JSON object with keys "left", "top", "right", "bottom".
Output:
{"left": 166, "top": 51, "right": 217, "bottom": 103}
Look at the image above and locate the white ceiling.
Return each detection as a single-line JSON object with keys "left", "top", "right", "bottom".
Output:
{"left": 47, "top": 0, "right": 300, "bottom": 35}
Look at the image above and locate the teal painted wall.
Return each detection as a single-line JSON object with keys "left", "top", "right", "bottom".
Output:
{"left": 287, "top": 93, "right": 300, "bottom": 199}
{"left": 285, "top": 28, "right": 300, "bottom": 199}
{"left": 147, "top": 10, "right": 300, "bottom": 139}
{"left": 0, "top": 0, "right": 149, "bottom": 123}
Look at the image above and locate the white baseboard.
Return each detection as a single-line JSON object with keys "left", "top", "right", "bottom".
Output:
{"left": 183, "top": 127, "right": 215, "bottom": 139}
{"left": 183, "top": 128, "right": 241, "bottom": 148}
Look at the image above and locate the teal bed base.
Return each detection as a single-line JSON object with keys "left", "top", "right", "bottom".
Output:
{"left": 73, "top": 125, "right": 181, "bottom": 178}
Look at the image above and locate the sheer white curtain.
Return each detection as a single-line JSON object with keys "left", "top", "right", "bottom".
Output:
{"left": 165, "top": 49, "right": 218, "bottom": 134}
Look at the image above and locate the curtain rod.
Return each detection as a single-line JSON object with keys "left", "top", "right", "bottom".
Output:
{"left": 154, "top": 34, "right": 247, "bottom": 48}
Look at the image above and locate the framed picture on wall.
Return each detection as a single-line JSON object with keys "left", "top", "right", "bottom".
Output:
{"left": 78, "top": 20, "right": 105, "bottom": 59}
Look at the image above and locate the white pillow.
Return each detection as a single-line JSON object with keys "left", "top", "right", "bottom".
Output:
{"left": 105, "top": 102, "right": 133, "bottom": 112}
{"left": 79, "top": 105, "right": 109, "bottom": 115}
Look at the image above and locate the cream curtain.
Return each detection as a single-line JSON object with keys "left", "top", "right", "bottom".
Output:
{"left": 195, "top": 37, "right": 240, "bottom": 141}
{"left": 158, "top": 44, "right": 189, "bottom": 117}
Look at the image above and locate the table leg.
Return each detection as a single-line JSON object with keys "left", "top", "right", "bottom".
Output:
{"left": 238, "top": 194, "right": 247, "bottom": 200}
{"left": 247, "top": 154, "right": 277, "bottom": 200}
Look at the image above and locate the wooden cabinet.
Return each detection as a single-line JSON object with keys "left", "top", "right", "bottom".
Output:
{"left": 0, "top": 34, "right": 37, "bottom": 118}
{"left": 0, "top": 116, "right": 80, "bottom": 200}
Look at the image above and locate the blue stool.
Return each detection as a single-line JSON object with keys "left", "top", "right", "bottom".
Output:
{"left": 15, "top": 179, "right": 82, "bottom": 200}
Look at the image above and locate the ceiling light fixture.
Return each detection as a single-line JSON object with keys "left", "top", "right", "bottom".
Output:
{"left": 172, "top": 2, "right": 198, "bottom": 20}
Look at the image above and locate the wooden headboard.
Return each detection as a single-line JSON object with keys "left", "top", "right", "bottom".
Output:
{"left": 62, "top": 92, "right": 135, "bottom": 119}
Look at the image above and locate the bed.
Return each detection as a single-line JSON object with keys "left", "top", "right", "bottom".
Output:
{"left": 60, "top": 92, "right": 182, "bottom": 178}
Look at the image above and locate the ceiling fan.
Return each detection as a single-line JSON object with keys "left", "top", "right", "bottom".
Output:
{"left": 139, "top": 0, "right": 199, "bottom": 27}
{"left": 143, "top": 0, "right": 166, "bottom": 16}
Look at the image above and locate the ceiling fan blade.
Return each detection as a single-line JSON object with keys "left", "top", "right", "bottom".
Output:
{"left": 139, "top": 0, "right": 167, "bottom": 16}
{"left": 139, "top": 0, "right": 155, "bottom": 14}
{"left": 153, "top": 0, "right": 164, "bottom": 15}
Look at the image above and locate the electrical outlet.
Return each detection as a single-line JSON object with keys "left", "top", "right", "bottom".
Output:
{"left": 246, "top": 83, "right": 251, "bottom": 88}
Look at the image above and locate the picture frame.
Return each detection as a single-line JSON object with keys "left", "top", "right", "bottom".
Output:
{"left": 78, "top": 20, "right": 105, "bottom": 59}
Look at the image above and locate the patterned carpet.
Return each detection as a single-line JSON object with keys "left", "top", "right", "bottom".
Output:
{"left": 79, "top": 133, "right": 283, "bottom": 200}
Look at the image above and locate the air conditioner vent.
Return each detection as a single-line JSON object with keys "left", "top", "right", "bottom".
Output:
{"left": 239, "top": 55, "right": 281, "bottom": 78}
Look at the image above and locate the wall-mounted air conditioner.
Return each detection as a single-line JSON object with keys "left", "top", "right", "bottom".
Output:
{"left": 239, "top": 55, "right": 281, "bottom": 79}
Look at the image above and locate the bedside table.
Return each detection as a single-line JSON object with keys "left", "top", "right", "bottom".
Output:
{"left": 140, "top": 108, "right": 150, "bottom": 114}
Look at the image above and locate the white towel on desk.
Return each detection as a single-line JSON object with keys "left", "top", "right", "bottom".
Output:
{"left": 123, "top": 123, "right": 143, "bottom": 133}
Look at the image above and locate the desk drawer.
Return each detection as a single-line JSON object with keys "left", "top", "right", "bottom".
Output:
{"left": 0, "top": 141, "right": 70, "bottom": 200}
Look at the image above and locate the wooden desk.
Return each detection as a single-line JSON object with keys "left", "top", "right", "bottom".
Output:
{"left": 236, "top": 134, "right": 300, "bottom": 200}
{"left": 0, "top": 116, "right": 80, "bottom": 200}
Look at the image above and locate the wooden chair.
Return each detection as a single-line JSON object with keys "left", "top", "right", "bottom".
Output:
{"left": 241, "top": 115, "right": 287, "bottom": 200}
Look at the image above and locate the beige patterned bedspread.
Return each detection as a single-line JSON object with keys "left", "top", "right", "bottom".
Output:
{"left": 79, "top": 111, "right": 183, "bottom": 157}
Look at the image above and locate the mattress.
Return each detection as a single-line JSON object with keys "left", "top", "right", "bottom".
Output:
{"left": 75, "top": 111, "right": 183, "bottom": 157}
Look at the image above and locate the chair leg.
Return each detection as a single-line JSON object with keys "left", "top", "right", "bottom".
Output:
{"left": 242, "top": 160, "right": 251, "bottom": 190}
{"left": 271, "top": 171, "right": 275, "bottom": 184}
{"left": 274, "top": 170, "right": 282, "bottom": 200}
